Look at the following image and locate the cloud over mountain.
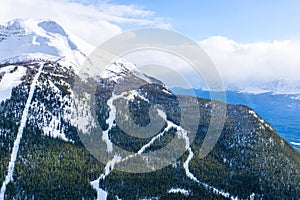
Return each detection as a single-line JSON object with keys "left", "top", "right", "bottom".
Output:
{"left": 0, "top": 0, "right": 170, "bottom": 48}
{"left": 200, "top": 36, "right": 300, "bottom": 93}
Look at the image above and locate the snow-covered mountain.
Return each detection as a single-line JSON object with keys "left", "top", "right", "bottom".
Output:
{"left": 0, "top": 19, "right": 299, "bottom": 200}
{"left": 0, "top": 18, "right": 88, "bottom": 70}
{"left": 224, "top": 79, "right": 300, "bottom": 95}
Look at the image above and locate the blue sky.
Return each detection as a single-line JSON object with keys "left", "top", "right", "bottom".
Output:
{"left": 109, "top": 0, "right": 300, "bottom": 42}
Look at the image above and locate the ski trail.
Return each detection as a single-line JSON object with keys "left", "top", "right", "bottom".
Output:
{"left": 180, "top": 131, "right": 238, "bottom": 199}
{"left": 0, "top": 63, "right": 44, "bottom": 200}
{"left": 102, "top": 94, "right": 118, "bottom": 153}
{"left": 102, "top": 91, "right": 148, "bottom": 153}
{"left": 93, "top": 94, "right": 237, "bottom": 200}
{"left": 136, "top": 110, "right": 170, "bottom": 155}
{"left": 90, "top": 156, "right": 122, "bottom": 200}
{"left": 99, "top": 155, "right": 122, "bottom": 181}
{"left": 91, "top": 108, "right": 167, "bottom": 199}
{"left": 90, "top": 178, "right": 108, "bottom": 200}
{"left": 183, "top": 140, "right": 200, "bottom": 183}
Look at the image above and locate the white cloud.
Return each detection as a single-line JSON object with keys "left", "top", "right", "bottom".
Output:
{"left": 122, "top": 35, "right": 300, "bottom": 94}
{"left": 0, "top": 0, "right": 170, "bottom": 48}
{"left": 200, "top": 36, "right": 300, "bottom": 93}
{"left": 98, "top": 3, "right": 154, "bottom": 18}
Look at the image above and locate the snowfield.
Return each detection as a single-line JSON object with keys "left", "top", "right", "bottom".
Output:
{"left": 0, "top": 65, "right": 27, "bottom": 102}
{"left": 0, "top": 19, "right": 87, "bottom": 72}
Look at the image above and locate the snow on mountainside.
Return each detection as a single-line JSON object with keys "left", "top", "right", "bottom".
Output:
{"left": 0, "top": 19, "right": 299, "bottom": 200}
{"left": 0, "top": 18, "right": 152, "bottom": 83}
{"left": 102, "top": 58, "right": 163, "bottom": 84}
{"left": 0, "top": 18, "right": 159, "bottom": 147}
{"left": 0, "top": 65, "right": 27, "bottom": 102}
{"left": 0, "top": 18, "right": 87, "bottom": 70}
{"left": 0, "top": 18, "right": 216, "bottom": 199}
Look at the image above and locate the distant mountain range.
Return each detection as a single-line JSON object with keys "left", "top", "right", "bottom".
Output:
{"left": 220, "top": 80, "right": 300, "bottom": 95}
{"left": 171, "top": 88, "right": 300, "bottom": 153}
{"left": 0, "top": 19, "right": 299, "bottom": 199}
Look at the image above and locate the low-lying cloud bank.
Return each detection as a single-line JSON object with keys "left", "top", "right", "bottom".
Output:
{"left": 200, "top": 36, "right": 300, "bottom": 94}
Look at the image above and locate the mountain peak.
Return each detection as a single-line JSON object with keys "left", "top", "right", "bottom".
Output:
{"left": 0, "top": 18, "right": 85, "bottom": 68}
{"left": 37, "top": 20, "right": 67, "bottom": 37}
{"left": 0, "top": 19, "right": 66, "bottom": 37}
{"left": 0, "top": 18, "right": 160, "bottom": 84}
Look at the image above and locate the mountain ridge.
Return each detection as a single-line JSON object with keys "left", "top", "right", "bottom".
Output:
{"left": 0, "top": 18, "right": 88, "bottom": 71}
{"left": 0, "top": 18, "right": 299, "bottom": 200}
